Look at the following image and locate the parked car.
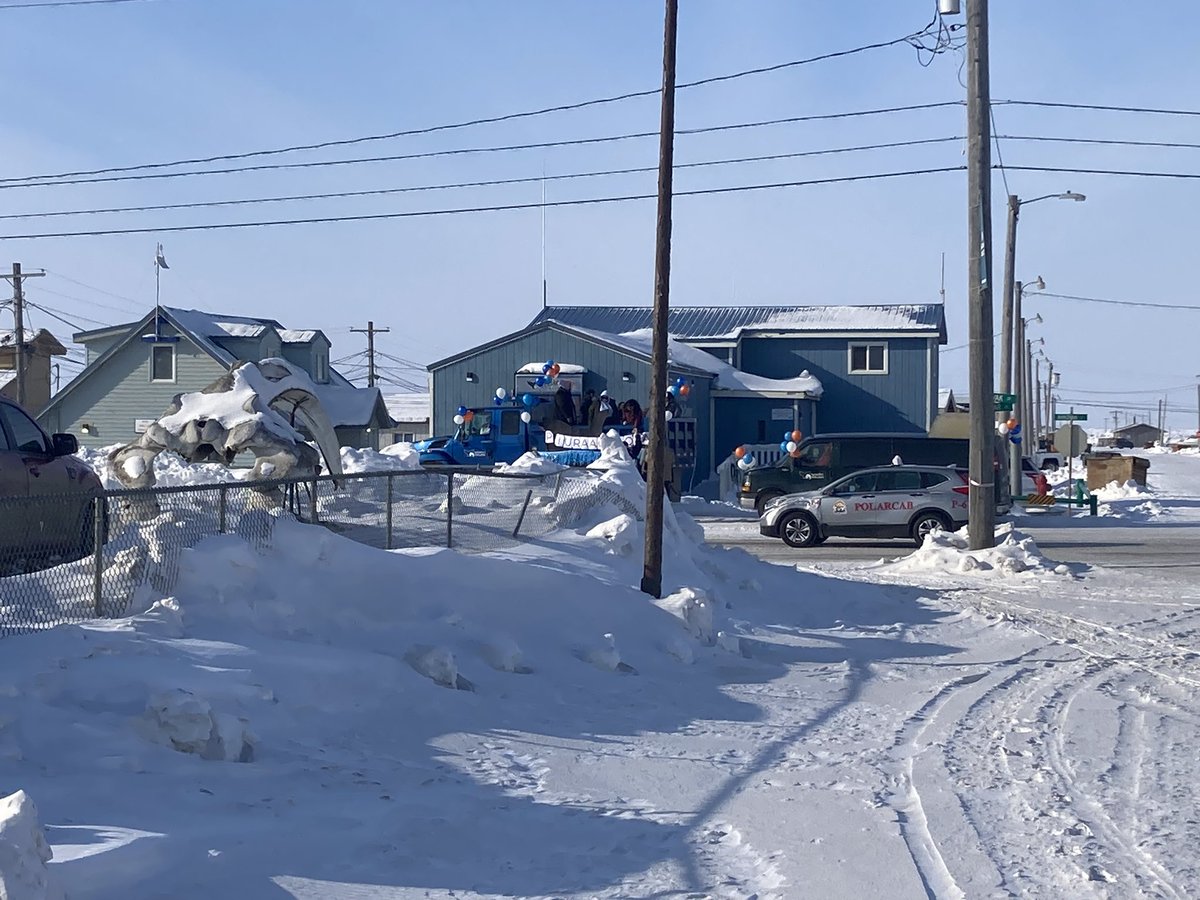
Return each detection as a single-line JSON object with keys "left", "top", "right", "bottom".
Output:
{"left": 758, "top": 464, "right": 971, "bottom": 548}
{"left": 739, "top": 432, "right": 1011, "bottom": 515}
{"left": 0, "top": 397, "right": 103, "bottom": 571}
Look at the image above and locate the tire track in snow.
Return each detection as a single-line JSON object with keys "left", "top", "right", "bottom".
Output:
{"left": 1038, "top": 665, "right": 1188, "bottom": 899}
{"left": 882, "top": 669, "right": 995, "bottom": 900}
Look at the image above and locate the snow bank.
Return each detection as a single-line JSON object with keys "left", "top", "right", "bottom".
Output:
{"left": 77, "top": 445, "right": 244, "bottom": 489}
{"left": 339, "top": 443, "right": 421, "bottom": 474}
{"left": 1093, "top": 479, "right": 1148, "bottom": 501}
{"left": 884, "top": 524, "right": 1069, "bottom": 577}
{"left": 494, "top": 451, "right": 567, "bottom": 476}
{"left": 0, "top": 791, "right": 66, "bottom": 900}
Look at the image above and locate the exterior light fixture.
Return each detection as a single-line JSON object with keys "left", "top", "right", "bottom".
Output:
{"left": 465, "top": 372, "right": 478, "bottom": 383}
{"left": 621, "top": 371, "right": 634, "bottom": 382}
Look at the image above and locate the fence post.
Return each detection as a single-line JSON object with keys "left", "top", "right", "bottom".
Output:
{"left": 92, "top": 497, "right": 105, "bottom": 617}
{"left": 446, "top": 473, "right": 454, "bottom": 549}
{"left": 553, "top": 471, "right": 563, "bottom": 502}
{"left": 512, "top": 489, "right": 533, "bottom": 538}
{"left": 310, "top": 477, "right": 320, "bottom": 523}
{"left": 385, "top": 474, "right": 394, "bottom": 550}
{"left": 218, "top": 485, "right": 228, "bottom": 534}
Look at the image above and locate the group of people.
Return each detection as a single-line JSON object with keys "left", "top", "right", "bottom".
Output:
{"left": 553, "top": 381, "right": 646, "bottom": 435}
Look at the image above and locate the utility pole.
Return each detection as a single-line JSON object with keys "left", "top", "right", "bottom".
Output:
{"left": 1033, "top": 358, "right": 1041, "bottom": 449}
{"left": 999, "top": 195, "right": 1018, "bottom": 398}
{"left": 965, "top": 0, "right": 995, "bottom": 549}
{"left": 350, "top": 320, "right": 390, "bottom": 388}
{"left": 1111, "top": 410, "right": 1119, "bottom": 433}
{"left": 1, "top": 263, "right": 45, "bottom": 409}
{"left": 1009, "top": 280, "right": 1024, "bottom": 497}
{"left": 640, "top": 0, "right": 679, "bottom": 600}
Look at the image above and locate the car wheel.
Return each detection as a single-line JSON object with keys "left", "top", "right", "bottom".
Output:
{"left": 910, "top": 511, "right": 951, "bottom": 546}
{"left": 755, "top": 491, "right": 784, "bottom": 516}
{"left": 779, "top": 511, "right": 819, "bottom": 548}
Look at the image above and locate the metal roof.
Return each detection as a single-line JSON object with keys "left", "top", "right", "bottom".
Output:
{"left": 529, "top": 304, "right": 947, "bottom": 343}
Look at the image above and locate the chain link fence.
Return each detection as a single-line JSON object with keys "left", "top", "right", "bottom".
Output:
{"left": 0, "top": 467, "right": 642, "bottom": 637}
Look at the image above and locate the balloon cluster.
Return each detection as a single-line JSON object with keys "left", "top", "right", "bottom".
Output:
{"left": 453, "top": 405, "right": 476, "bottom": 427}
{"left": 666, "top": 376, "right": 692, "bottom": 398}
{"left": 778, "top": 429, "right": 804, "bottom": 458}
{"left": 532, "top": 359, "right": 561, "bottom": 387}
{"left": 735, "top": 445, "right": 757, "bottom": 471}
{"left": 493, "top": 387, "right": 508, "bottom": 406}
{"left": 997, "top": 417, "right": 1022, "bottom": 445}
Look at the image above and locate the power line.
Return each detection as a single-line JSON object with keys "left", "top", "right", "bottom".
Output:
{"left": 1036, "top": 291, "right": 1200, "bottom": 311}
{"left": 0, "top": 165, "right": 966, "bottom": 240}
{"left": 43, "top": 270, "right": 145, "bottom": 310}
{"left": 996, "top": 99, "right": 1200, "bottom": 117}
{"left": 1000, "top": 164, "right": 1200, "bottom": 180}
{"left": 0, "top": 136, "right": 964, "bottom": 219}
{"left": 0, "top": 103, "right": 964, "bottom": 190}
{"left": 9, "top": 23, "right": 950, "bottom": 182}
{"left": 1000, "top": 134, "right": 1200, "bottom": 151}
{"left": 0, "top": 0, "right": 156, "bottom": 8}
{"left": 21, "top": 300, "right": 106, "bottom": 331}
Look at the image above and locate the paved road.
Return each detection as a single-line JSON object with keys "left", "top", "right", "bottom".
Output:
{"left": 699, "top": 515, "right": 1200, "bottom": 583}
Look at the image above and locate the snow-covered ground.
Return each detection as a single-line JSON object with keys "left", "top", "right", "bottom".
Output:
{"left": 2, "top": 446, "right": 1199, "bottom": 898}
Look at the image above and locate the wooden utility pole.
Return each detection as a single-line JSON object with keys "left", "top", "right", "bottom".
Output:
{"left": 350, "top": 320, "right": 390, "bottom": 387}
{"left": 640, "top": 0, "right": 679, "bottom": 600}
{"left": 965, "top": 0, "right": 996, "bottom": 549}
{"left": 999, "top": 195, "right": 1018, "bottom": 398}
{"left": 1, "top": 263, "right": 45, "bottom": 409}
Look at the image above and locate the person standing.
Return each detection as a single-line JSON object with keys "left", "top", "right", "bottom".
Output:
{"left": 554, "top": 379, "right": 577, "bottom": 426}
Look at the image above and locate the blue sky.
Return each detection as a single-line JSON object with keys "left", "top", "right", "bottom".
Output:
{"left": 3, "top": 0, "right": 1199, "bottom": 430}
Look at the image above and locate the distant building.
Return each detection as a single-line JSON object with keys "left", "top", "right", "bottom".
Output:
{"left": 1108, "top": 422, "right": 1162, "bottom": 448}
{"left": 38, "top": 307, "right": 392, "bottom": 450}
{"left": 382, "top": 393, "right": 430, "bottom": 443}
{"left": 0, "top": 328, "right": 67, "bottom": 412}
{"left": 937, "top": 388, "right": 963, "bottom": 413}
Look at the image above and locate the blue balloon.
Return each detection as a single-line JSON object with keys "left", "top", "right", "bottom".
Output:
{"left": 546, "top": 359, "right": 555, "bottom": 368}
{"left": 494, "top": 397, "right": 502, "bottom": 406}
{"left": 522, "top": 393, "right": 537, "bottom": 407}
{"left": 667, "top": 385, "right": 677, "bottom": 395}
{"left": 1011, "top": 435, "right": 1023, "bottom": 445}
{"left": 456, "top": 406, "right": 468, "bottom": 416}
{"left": 780, "top": 441, "right": 789, "bottom": 452}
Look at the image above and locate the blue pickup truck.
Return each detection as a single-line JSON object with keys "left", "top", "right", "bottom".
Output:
{"left": 414, "top": 404, "right": 697, "bottom": 475}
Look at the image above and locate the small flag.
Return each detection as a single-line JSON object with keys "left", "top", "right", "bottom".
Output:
{"left": 155, "top": 243, "right": 169, "bottom": 270}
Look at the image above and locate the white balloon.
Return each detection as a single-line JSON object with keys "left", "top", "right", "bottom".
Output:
{"left": 785, "top": 440, "right": 797, "bottom": 453}
{"left": 453, "top": 414, "right": 465, "bottom": 425}
{"left": 520, "top": 411, "right": 532, "bottom": 423}
{"left": 737, "top": 458, "right": 749, "bottom": 470}
{"left": 664, "top": 410, "right": 674, "bottom": 421}
{"left": 606, "top": 429, "right": 619, "bottom": 438}
{"left": 998, "top": 422, "right": 1010, "bottom": 435}
{"left": 496, "top": 388, "right": 507, "bottom": 399}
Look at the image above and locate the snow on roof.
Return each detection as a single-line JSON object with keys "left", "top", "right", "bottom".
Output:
{"left": 211, "top": 322, "right": 267, "bottom": 338}
{"left": 0, "top": 370, "right": 14, "bottom": 388}
{"left": 383, "top": 393, "right": 429, "bottom": 423}
{"left": 313, "top": 384, "right": 385, "bottom": 428}
{"left": 532, "top": 304, "right": 946, "bottom": 341}
{"left": 278, "top": 329, "right": 320, "bottom": 344}
{"left": 569, "top": 325, "right": 823, "bottom": 396}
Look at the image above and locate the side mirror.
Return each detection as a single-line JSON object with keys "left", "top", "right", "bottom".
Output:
{"left": 52, "top": 433, "right": 78, "bottom": 457}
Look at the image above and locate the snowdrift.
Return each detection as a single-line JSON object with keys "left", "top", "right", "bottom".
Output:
{"left": 884, "top": 523, "right": 1070, "bottom": 577}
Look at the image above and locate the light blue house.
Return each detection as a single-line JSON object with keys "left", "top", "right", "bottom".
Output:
{"left": 38, "top": 307, "right": 392, "bottom": 450}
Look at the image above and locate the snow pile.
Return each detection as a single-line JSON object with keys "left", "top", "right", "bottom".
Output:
{"left": 339, "top": 443, "right": 421, "bottom": 474}
{"left": 77, "top": 445, "right": 244, "bottom": 489}
{"left": 884, "top": 524, "right": 1068, "bottom": 577}
{"left": 0, "top": 791, "right": 66, "bottom": 900}
{"left": 1093, "top": 479, "right": 1148, "bottom": 501}
{"left": 494, "top": 451, "right": 567, "bottom": 476}
{"left": 140, "top": 688, "right": 255, "bottom": 762}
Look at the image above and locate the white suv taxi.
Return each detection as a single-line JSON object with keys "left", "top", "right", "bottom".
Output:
{"left": 758, "top": 464, "right": 971, "bottom": 548}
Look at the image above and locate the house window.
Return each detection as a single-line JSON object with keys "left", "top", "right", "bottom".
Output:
{"left": 314, "top": 354, "right": 328, "bottom": 384}
{"left": 150, "top": 345, "right": 175, "bottom": 382}
{"left": 848, "top": 342, "right": 887, "bottom": 375}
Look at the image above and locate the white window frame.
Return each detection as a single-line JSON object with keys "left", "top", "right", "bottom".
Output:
{"left": 847, "top": 341, "right": 888, "bottom": 375}
{"left": 149, "top": 344, "right": 176, "bottom": 383}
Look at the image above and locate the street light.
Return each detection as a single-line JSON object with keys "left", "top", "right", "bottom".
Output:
{"left": 1000, "top": 192, "right": 1084, "bottom": 399}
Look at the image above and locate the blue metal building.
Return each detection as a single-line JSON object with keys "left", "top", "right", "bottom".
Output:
{"left": 428, "top": 304, "right": 946, "bottom": 482}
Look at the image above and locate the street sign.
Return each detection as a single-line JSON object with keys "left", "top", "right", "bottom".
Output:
{"left": 1055, "top": 412, "right": 1088, "bottom": 421}
{"left": 994, "top": 392, "right": 1016, "bottom": 411}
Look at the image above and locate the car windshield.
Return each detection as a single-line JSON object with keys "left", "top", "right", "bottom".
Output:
{"left": 455, "top": 411, "right": 493, "bottom": 441}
